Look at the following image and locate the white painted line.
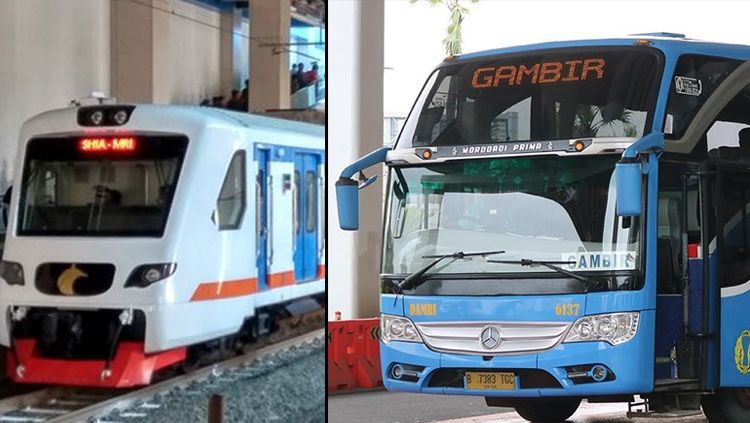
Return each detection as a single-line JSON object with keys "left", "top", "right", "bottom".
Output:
{"left": 431, "top": 402, "right": 628, "bottom": 423}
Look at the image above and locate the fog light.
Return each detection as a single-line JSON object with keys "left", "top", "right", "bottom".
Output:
{"left": 391, "top": 364, "right": 404, "bottom": 379}
{"left": 591, "top": 365, "right": 608, "bottom": 382}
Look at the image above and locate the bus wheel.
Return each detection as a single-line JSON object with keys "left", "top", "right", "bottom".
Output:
{"left": 702, "top": 389, "right": 750, "bottom": 423}
{"left": 513, "top": 399, "right": 580, "bottom": 422}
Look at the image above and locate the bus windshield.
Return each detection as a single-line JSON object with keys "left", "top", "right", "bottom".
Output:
{"left": 18, "top": 136, "right": 187, "bottom": 237}
{"left": 398, "top": 47, "right": 661, "bottom": 149}
{"left": 382, "top": 155, "right": 640, "bottom": 276}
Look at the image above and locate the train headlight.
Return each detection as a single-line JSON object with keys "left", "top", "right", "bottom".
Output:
{"left": 77, "top": 106, "right": 134, "bottom": 127}
{"left": 112, "top": 109, "right": 129, "bottom": 125}
{"left": 90, "top": 110, "right": 104, "bottom": 125}
{"left": 125, "top": 263, "right": 177, "bottom": 288}
{"left": 564, "top": 312, "right": 640, "bottom": 346}
{"left": 0, "top": 261, "right": 24, "bottom": 286}
{"left": 380, "top": 314, "right": 423, "bottom": 344}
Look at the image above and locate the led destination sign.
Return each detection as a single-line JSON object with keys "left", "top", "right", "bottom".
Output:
{"left": 471, "top": 58, "right": 606, "bottom": 89}
{"left": 416, "top": 139, "right": 590, "bottom": 160}
{"left": 78, "top": 137, "right": 136, "bottom": 153}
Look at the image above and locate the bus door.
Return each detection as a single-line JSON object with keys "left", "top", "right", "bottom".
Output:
{"left": 715, "top": 164, "right": 750, "bottom": 387}
{"left": 655, "top": 162, "right": 711, "bottom": 385}
{"left": 294, "top": 153, "right": 319, "bottom": 281}
{"left": 256, "top": 148, "right": 271, "bottom": 290}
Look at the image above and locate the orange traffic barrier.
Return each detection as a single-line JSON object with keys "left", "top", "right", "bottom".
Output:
{"left": 327, "top": 318, "right": 383, "bottom": 392}
{"left": 327, "top": 320, "right": 356, "bottom": 391}
{"left": 350, "top": 319, "right": 382, "bottom": 389}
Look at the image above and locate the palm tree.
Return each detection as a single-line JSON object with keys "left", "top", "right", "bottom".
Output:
{"left": 573, "top": 105, "right": 635, "bottom": 138}
{"left": 410, "top": 0, "right": 479, "bottom": 56}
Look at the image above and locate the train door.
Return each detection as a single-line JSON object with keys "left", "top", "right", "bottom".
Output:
{"left": 256, "top": 149, "right": 270, "bottom": 290}
{"left": 294, "top": 153, "right": 319, "bottom": 281}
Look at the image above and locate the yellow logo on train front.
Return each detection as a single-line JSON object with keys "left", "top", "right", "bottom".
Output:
{"left": 735, "top": 330, "right": 750, "bottom": 374}
{"left": 409, "top": 303, "right": 437, "bottom": 316}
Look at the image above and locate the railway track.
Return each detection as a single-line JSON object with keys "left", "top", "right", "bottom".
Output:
{"left": 0, "top": 309, "right": 324, "bottom": 422}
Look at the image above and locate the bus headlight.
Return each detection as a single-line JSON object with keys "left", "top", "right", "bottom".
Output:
{"left": 381, "top": 314, "right": 423, "bottom": 344}
{"left": 0, "top": 261, "right": 24, "bottom": 286}
{"left": 564, "top": 312, "right": 639, "bottom": 345}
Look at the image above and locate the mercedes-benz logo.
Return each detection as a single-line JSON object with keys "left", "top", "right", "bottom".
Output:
{"left": 479, "top": 325, "right": 501, "bottom": 350}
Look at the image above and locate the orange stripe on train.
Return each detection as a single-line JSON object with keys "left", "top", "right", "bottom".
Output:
{"left": 191, "top": 268, "right": 325, "bottom": 301}
{"left": 268, "top": 271, "right": 295, "bottom": 288}
{"left": 190, "top": 278, "right": 259, "bottom": 301}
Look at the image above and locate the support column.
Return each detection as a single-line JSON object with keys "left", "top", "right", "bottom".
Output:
{"left": 110, "top": 0, "right": 172, "bottom": 103}
{"left": 248, "top": 0, "right": 291, "bottom": 112}
{"left": 219, "top": 8, "right": 242, "bottom": 96}
{"left": 328, "top": 0, "right": 385, "bottom": 320}
{"left": 110, "top": 0, "right": 154, "bottom": 102}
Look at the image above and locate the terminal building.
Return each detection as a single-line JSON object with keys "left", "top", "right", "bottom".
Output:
{"left": 0, "top": 0, "right": 326, "bottom": 237}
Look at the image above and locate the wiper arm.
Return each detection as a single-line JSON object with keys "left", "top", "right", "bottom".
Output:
{"left": 487, "top": 258, "right": 599, "bottom": 288}
{"left": 395, "top": 250, "right": 505, "bottom": 293}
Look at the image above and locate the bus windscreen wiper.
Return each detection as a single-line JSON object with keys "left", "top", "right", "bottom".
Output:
{"left": 394, "top": 250, "right": 505, "bottom": 293}
{"left": 487, "top": 258, "right": 598, "bottom": 287}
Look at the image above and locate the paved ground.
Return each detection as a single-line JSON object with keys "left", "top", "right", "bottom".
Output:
{"left": 327, "top": 390, "right": 710, "bottom": 423}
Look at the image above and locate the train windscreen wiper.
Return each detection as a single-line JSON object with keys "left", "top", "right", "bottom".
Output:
{"left": 394, "top": 250, "right": 505, "bottom": 293}
{"left": 487, "top": 258, "right": 598, "bottom": 288}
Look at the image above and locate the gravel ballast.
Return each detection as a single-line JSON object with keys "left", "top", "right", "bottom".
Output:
{"left": 101, "top": 338, "right": 325, "bottom": 422}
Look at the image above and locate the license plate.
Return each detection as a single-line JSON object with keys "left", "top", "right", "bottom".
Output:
{"left": 465, "top": 371, "right": 515, "bottom": 390}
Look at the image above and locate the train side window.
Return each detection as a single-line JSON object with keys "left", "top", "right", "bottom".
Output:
{"left": 306, "top": 171, "right": 316, "bottom": 232}
{"left": 216, "top": 151, "right": 246, "bottom": 230}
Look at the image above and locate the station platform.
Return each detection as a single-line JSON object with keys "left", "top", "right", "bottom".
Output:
{"left": 327, "top": 390, "right": 710, "bottom": 423}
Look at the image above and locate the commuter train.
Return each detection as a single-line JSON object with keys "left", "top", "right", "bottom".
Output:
{"left": 0, "top": 101, "right": 325, "bottom": 387}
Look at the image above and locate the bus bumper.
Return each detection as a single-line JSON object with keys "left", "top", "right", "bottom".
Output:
{"left": 381, "top": 310, "right": 654, "bottom": 397}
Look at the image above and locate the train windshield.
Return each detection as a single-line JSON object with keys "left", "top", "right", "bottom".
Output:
{"left": 382, "top": 155, "right": 640, "bottom": 277}
{"left": 398, "top": 47, "right": 661, "bottom": 149}
{"left": 18, "top": 136, "right": 188, "bottom": 237}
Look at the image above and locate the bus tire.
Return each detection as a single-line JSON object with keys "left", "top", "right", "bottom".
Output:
{"left": 701, "top": 389, "right": 750, "bottom": 423}
{"left": 513, "top": 398, "right": 580, "bottom": 422}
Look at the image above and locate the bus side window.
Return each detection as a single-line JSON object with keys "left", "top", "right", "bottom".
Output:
{"left": 705, "top": 83, "right": 750, "bottom": 158}
{"left": 665, "top": 55, "right": 742, "bottom": 140}
{"left": 216, "top": 151, "right": 246, "bottom": 230}
{"left": 718, "top": 171, "right": 750, "bottom": 288}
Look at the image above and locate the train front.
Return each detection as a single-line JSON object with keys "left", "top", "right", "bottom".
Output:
{"left": 345, "top": 44, "right": 667, "bottom": 413}
{"left": 0, "top": 105, "right": 196, "bottom": 387}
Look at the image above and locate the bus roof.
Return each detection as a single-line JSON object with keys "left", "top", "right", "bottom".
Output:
{"left": 452, "top": 36, "right": 750, "bottom": 64}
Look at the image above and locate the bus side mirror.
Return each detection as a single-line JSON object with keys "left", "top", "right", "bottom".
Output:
{"left": 336, "top": 147, "right": 391, "bottom": 231}
{"left": 336, "top": 177, "right": 360, "bottom": 230}
{"left": 615, "top": 159, "right": 642, "bottom": 217}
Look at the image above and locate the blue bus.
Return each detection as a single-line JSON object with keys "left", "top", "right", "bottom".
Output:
{"left": 336, "top": 34, "right": 750, "bottom": 422}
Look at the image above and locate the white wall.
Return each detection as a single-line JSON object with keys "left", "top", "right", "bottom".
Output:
{"left": 0, "top": 0, "right": 110, "bottom": 189}
{"left": 154, "top": 0, "right": 223, "bottom": 104}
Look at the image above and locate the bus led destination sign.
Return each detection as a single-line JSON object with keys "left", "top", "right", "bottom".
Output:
{"left": 471, "top": 58, "right": 605, "bottom": 89}
{"left": 428, "top": 139, "right": 588, "bottom": 159}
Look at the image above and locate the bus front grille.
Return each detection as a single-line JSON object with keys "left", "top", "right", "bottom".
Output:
{"left": 415, "top": 320, "right": 572, "bottom": 355}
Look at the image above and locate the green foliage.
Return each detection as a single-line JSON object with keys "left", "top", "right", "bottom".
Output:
{"left": 572, "top": 105, "right": 635, "bottom": 138}
{"left": 410, "top": 0, "right": 479, "bottom": 55}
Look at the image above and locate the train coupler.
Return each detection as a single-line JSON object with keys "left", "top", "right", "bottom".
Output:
{"left": 9, "top": 306, "right": 28, "bottom": 379}
{"left": 101, "top": 308, "right": 134, "bottom": 381}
